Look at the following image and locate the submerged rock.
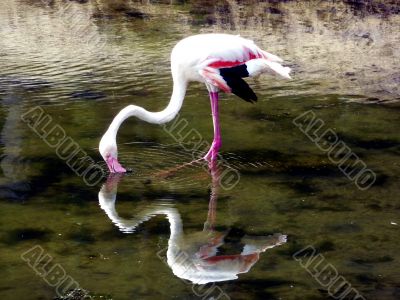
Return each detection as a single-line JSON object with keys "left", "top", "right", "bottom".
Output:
{"left": 124, "top": 9, "right": 149, "bottom": 19}
{"left": 91, "top": 1, "right": 150, "bottom": 20}
{"left": 54, "top": 289, "right": 112, "bottom": 300}
{"left": 54, "top": 289, "right": 88, "bottom": 300}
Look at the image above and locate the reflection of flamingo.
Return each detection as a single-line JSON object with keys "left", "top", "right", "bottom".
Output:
{"left": 99, "top": 33, "right": 291, "bottom": 172}
{"left": 98, "top": 164, "right": 287, "bottom": 284}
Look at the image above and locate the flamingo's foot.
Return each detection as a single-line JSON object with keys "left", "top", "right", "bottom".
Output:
{"left": 203, "top": 141, "right": 221, "bottom": 163}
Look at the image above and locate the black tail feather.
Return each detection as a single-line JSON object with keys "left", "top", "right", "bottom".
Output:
{"left": 224, "top": 76, "right": 257, "bottom": 103}
{"left": 219, "top": 65, "right": 257, "bottom": 103}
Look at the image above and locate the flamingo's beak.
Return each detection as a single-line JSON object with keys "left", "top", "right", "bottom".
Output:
{"left": 106, "top": 155, "right": 127, "bottom": 173}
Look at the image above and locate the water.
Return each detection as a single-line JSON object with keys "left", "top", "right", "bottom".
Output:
{"left": 0, "top": 0, "right": 399, "bottom": 299}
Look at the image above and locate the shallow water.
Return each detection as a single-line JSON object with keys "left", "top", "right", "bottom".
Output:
{"left": 0, "top": 0, "right": 399, "bottom": 299}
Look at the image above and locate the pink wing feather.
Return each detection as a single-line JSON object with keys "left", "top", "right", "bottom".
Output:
{"left": 199, "top": 35, "right": 283, "bottom": 69}
{"left": 197, "top": 35, "right": 287, "bottom": 90}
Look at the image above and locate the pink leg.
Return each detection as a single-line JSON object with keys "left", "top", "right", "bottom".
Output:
{"left": 203, "top": 92, "right": 221, "bottom": 162}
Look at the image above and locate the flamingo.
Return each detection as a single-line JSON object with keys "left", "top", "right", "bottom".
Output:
{"left": 99, "top": 33, "right": 291, "bottom": 173}
{"left": 98, "top": 165, "right": 287, "bottom": 284}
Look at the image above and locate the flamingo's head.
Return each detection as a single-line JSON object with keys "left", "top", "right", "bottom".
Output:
{"left": 99, "top": 133, "right": 126, "bottom": 173}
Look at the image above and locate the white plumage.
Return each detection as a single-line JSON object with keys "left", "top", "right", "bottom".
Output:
{"left": 172, "top": 33, "right": 290, "bottom": 82}
{"left": 98, "top": 177, "right": 287, "bottom": 284}
{"left": 99, "top": 33, "right": 292, "bottom": 173}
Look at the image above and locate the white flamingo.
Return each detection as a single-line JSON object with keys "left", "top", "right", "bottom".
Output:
{"left": 98, "top": 171, "right": 287, "bottom": 284}
{"left": 99, "top": 33, "right": 291, "bottom": 172}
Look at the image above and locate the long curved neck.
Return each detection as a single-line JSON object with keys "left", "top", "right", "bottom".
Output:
{"left": 102, "top": 204, "right": 183, "bottom": 240}
{"left": 106, "top": 75, "right": 187, "bottom": 139}
{"left": 99, "top": 184, "right": 184, "bottom": 239}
